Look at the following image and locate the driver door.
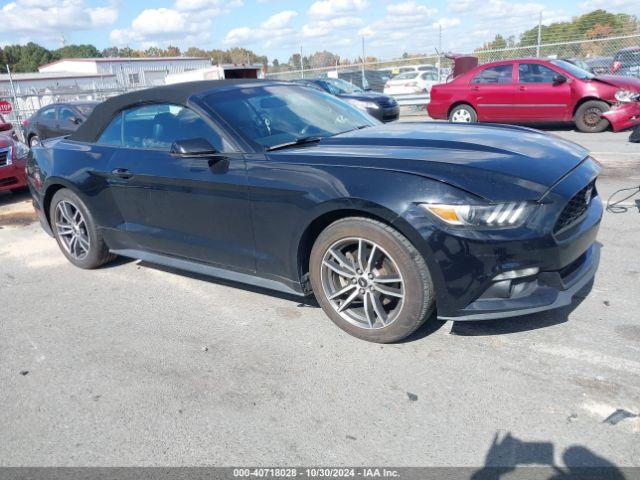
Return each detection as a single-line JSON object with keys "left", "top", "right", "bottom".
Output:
{"left": 514, "top": 62, "right": 572, "bottom": 121}
{"left": 100, "top": 103, "right": 255, "bottom": 271}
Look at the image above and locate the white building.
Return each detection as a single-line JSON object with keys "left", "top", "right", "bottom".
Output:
{"left": 38, "top": 57, "right": 212, "bottom": 87}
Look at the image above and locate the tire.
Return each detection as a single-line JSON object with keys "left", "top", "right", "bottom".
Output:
{"left": 29, "top": 135, "right": 40, "bottom": 148}
{"left": 49, "top": 188, "right": 116, "bottom": 269}
{"left": 574, "top": 100, "right": 610, "bottom": 133}
{"left": 309, "top": 217, "right": 434, "bottom": 343}
{"left": 449, "top": 104, "right": 477, "bottom": 123}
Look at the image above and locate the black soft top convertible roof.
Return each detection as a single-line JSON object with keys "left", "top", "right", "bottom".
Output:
{"left": 69, "top": 79, "right": 268, "bottom": 143}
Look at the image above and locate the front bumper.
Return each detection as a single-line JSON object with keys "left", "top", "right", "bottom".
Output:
{"left": 0, "top": 156, "right": 27, "bottom": 192}
{"left": 368, "top": 105, "right": 399, "bottom": 123}
{"left": 438, "top": 243, "right": 599, "bottom": 321}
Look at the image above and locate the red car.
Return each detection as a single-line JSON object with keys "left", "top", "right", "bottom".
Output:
{"left": 428, "top": 58, "right": 640, "bottom": 132}
{"left": 0, "top": 131, "right": 29, "bottom": 194}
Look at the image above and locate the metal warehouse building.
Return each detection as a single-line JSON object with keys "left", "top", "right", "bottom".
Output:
{"left": 38, "top": 57, "right": 212, "bottom": 88}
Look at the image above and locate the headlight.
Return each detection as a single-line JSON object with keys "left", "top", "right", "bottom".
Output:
{"left": 13, "top": 141, "right": 29, "bottom": 159}
{"left": 421, "top": 201, "right": 535, "bottom": 228}
{"left": 347, "top": 99, "right": 380, "bottom": 110}
{"left": 614, "top": 89, "right": 637, "bottom": 102}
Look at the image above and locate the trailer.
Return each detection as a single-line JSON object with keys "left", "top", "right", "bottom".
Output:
{"left": 165, "top": 64, "right": 264, "bottom": 84}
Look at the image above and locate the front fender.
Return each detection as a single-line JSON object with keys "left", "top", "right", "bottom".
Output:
{"left": 602, "top": 102, "right": 640, "bottom": 132}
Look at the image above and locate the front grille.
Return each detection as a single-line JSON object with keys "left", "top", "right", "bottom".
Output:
{"left": 0, "top": 147, "right": 10, "bottom": 167}
{"left": 553, "top": 181, "right": 596, "bottom": 234}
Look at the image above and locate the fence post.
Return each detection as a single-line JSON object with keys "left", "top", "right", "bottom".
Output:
{"left": 300, "top": 46, "right": 304, "bottom": 79}
{"left": 5, "top": 64, "right": 25, "bottom": 142}
{"left": 361, "top": 36, "right": 366, "bottom": 88}
{"left": 536, "top": 11, "right": 542, "bottom": 58}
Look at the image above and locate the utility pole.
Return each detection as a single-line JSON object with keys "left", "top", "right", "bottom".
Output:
{"left": 299, "top": 46, "right": 304, "bottom": 79}
{"left": 536, "top": 11, "right": 542, "bottom": 58}
{"left": 437, "top": 23, "right": 442, "bottom": 83}
{"left": 361, "top": 36, "right": 366, "bottom": 88}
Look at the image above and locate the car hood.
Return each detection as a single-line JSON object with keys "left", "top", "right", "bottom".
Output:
{"left": 276, "top": 122, "right": 591, "bottom": 202}
{"left": 337, "top": 92, "right": 393, "bottom": 103}
{"left": 593, "top": 75, "right": 640, "bottom": 90}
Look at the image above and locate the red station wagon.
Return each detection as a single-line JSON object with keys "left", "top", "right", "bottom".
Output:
{"left": 427, "top": 58, "right": 640, "bottom": 132}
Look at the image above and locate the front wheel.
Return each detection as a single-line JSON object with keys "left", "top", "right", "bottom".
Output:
{"left": 309, "top": 217, "right": 434, "bottom": 343}
{"left": 50, "top": 189, "right": 116, "bottom": 269}
{"left": 449, "top": 104, "right": 477, "bottom": 123}
{"left": 574, "top": 100, "right": 609, "bottom": 133}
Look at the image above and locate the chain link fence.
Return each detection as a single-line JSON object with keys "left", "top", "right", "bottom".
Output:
{"left": 266, "top": 33, "right": 640, "bottom": 115}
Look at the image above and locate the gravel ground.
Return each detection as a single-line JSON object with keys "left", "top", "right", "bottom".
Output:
{"left": 0, "top": 128, "right": 638, "bottom": 469}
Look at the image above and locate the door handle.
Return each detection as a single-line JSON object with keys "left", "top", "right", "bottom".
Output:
{"left": 111, "top": 168, "right": 134, "bottom": 179}
{"left": 472, "top": 85, "right": 479, "bottom": 91}
{"left": 519, "top": 86, "right": 526, "bottom": 91}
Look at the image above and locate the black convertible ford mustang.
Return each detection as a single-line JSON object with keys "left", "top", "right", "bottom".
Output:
{"left": 27, "top": 80, "right": 602, "bottom": 343}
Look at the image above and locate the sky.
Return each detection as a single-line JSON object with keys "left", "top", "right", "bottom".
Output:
{"left": 0, "top": 0, "right": 637, "bottom": 63}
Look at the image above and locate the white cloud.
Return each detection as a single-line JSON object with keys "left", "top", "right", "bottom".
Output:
{"left": 0, "top": 0, "right": 118, "bottom": 39}
{"left": 580, "top": 0, "right": 639, "bottom": 12}
{"left": 307, "top": 0, "right": 367, "bottom": 18}
{"left": 224, "top": 9, "right": 298, "bottom": 46}
{"left": 109, "top": 0, "right": 242, "bottom": 47}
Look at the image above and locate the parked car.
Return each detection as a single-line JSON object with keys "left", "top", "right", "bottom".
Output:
{"left": 328, "top": 70, "right": 392, "bottom": 93}
{"left": 294, "top": 78, "right": 399, "bottom": 122}
{"left": 23, "top": 101, "right": 99, "bottom": 147}
{"left": 611, "top": 46, "right": 640, "bottom": 78}
{"left": 584, "top": 56, "right": 614, "bottom": 75}
{"left": 428, "top": 57, "right": 640, "bottom": 132}
{"left": 28, "top": 80, "right": 602, "bottom": 343}
{"left": 0, "top": 133, "right": 29, "bottom": 194}
{"left": 383, "top": 70, "right": 439, "bottom": 96}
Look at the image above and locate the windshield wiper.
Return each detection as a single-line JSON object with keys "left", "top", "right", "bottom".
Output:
{"left": 266, "top": 136, "right": 323, "bottom": 151}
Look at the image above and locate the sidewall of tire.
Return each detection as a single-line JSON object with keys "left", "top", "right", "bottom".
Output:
{"left": 449, "top": 104, "right": 477, "bottom": 123}
{"left": 309, "top": 218, "right": 434, "bottom": 343}
{"left": 575, "top": 100, "right": 609, "bottom": 133}
{"left": 50, "top": 189, "right": 111, "bottom": 269}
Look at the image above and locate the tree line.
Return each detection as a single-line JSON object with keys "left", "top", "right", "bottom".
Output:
{"left": 475, "top": 9, "right": 639, "bottom": 60}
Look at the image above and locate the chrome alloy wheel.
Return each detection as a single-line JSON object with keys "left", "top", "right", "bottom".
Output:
{"left": 320, "top": 237, "right": 405, "bottom": 330}
{"left": 54, "top": 200, "right": 90, "bottom": 260}
{"left": 451, "top": 109, "right": 471, "bottom": 122}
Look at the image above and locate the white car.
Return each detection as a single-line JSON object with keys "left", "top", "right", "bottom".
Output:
{"left": 383, "top": 71, "right": 439, "bottom": 96}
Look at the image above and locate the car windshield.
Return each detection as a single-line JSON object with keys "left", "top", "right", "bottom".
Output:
{"left": 320, "top": 78, "right": 363, "bottom": 95}
{"left": 75, "top": 104, "right": 97, "bottom": 116}
{"left": 202, "top": 84, "right": 379, "bottom": 149}
{"left": 393, "top": 72, "right": 419, "bottom": 80}
{"left": 550, "top": 59, "right": 595, "bottom": 80}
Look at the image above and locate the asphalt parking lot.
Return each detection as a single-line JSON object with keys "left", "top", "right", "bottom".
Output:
{"left": 0, "top": 126, "right": 639, "bottom": 469}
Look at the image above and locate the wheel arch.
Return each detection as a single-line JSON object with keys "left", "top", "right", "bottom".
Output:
{"left": 447, "top": 101, "right": 475, "bottom": 118}
{"left": 295, "top": 203, "right": 428, "bottom": 284}
{"left": 572, "top": 96, "right": 610, "bottom": 116}
{"left": 41, "top": 179, "right": 82, "bottom": 229}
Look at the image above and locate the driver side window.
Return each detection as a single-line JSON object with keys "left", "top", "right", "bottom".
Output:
{"left": 96, "top": 103, "right": 228, "bottom": 152}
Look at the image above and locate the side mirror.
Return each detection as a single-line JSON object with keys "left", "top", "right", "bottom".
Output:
{"left": 0, "top": 122, "right": 12, "bottom": 132}
{"left": 69, "top": 116, "right": 82, "bottom": 125}
{"left": 170, "top": 138, "right": 218, "bottom": 156}
{"left": 552, "top": 74, "right": 567, "bottom": 86}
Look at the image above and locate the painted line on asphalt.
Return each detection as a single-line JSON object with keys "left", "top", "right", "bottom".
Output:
{"left": 531, "top": 343, "right": 640, "bottom": 376}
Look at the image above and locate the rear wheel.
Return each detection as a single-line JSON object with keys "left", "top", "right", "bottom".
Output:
{"left": 449, "top": 104, "right": 477, "bottom": 123}
{"left": 309, "top": 217, "right": 434, "bottom": 343}
{"left": 574, "top": 100, "right": 609, "bottom": 133}
{"left": 50, "top": 189, "right": 116, "bottom": 269}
